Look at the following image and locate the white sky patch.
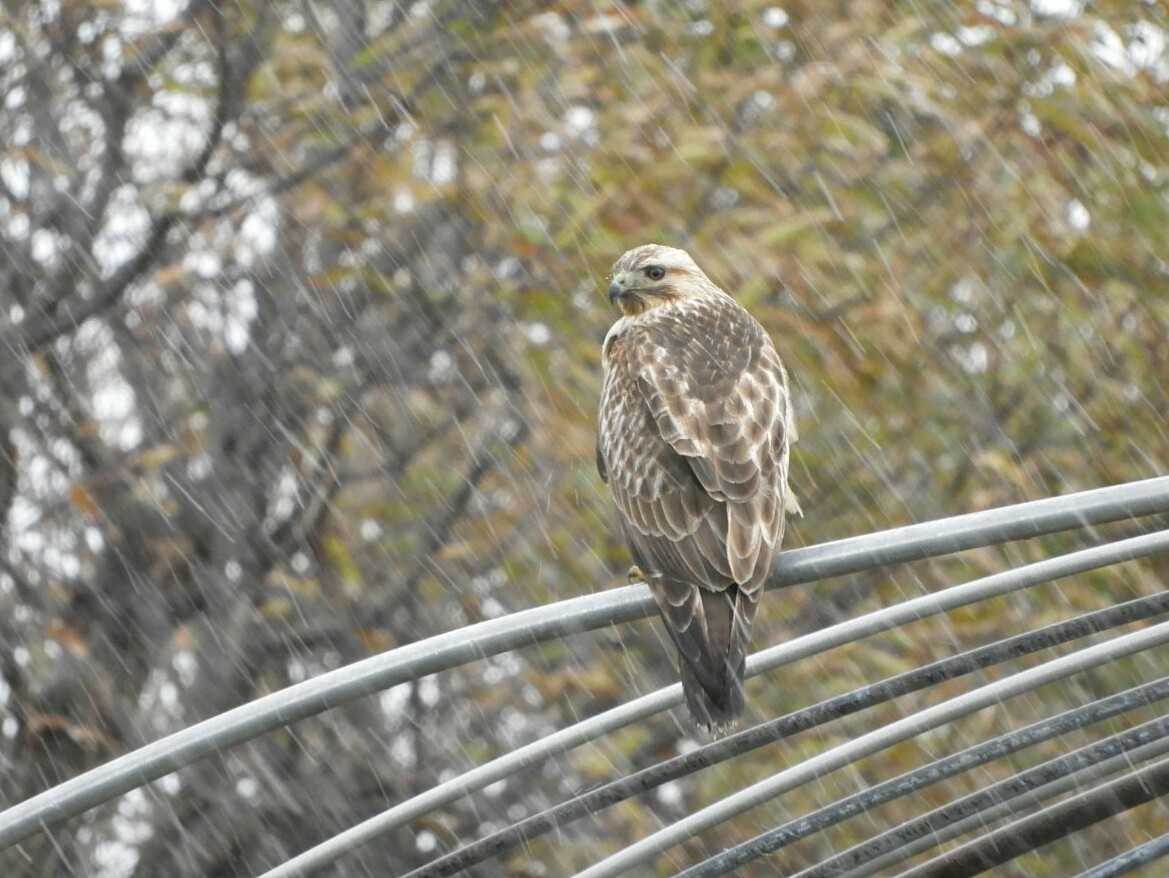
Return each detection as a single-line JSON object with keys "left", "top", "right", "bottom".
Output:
{"left": 419, "top": 676, "right": 440, "bottom": 707}
{"left": 0, "top": 28, "right": 15, "bottom": 64}
{"left": 431, "top": 141, "right": 457, "bottom": 185}
{"left": 94, "top": 186, "right": 151, "bottom": 276}
{"left": 5, "top": 84, "right": 26, "bottom": 111}
{"left": 1129, "top": 21, "right": 1168, "bottom": 77}
{"left": 566, "top": 105, "right": 596, "bottom": 137}
{"left": 656, "top": 781, "right": 684, "bottom": 807}
{"left": 393, "top": 189, "right": 415, "bottom": 213}
{"left": 930, "top": 32, "right": 963, "bottom": 57}
{"left": 361, "top": 519, "right": 383, "bottom": 541}
{"left": 264, "top": 464, "right": 297, "bottom": 529}
{"left": 159, "top": 681, "right": 179, "bottom": 709}
{"left": 6, "top": 212, "right": 29, "bottom": 240}
{"left": 127, "top": 90, "right": 213, "bottom": 182}
{"left": 977, "top": 1, "right": 1016, "bottom": 26}
{"left": 762, "top": 7, "right": 789, "bottom": 28}
{"left": 380, "top": 681, "right": 413, "bottom": 717}
{"left": 122, "top": 0, "right": 186, "bottom": 28}
{"left": 88, "top": 329, "right": 143, "bottom": 450}
{"left": 1091, "top": 22, "right": 1137, "bottom": 75}
{"left": 1067, "top": 198, "right": 1091, "bottom": 231}
{"left": 31, "top": 228, "right": 59, "bottom": 264}
{"left": 237, "top": 196, "right": 279, "bottom": 264}
{"left": 1048, "top": 62, "right": 1076, "bottom": 89}
{"left": 958, "top": 341, "right": 990, "bottom": 374}
{"left": 429, "top": 349, "right": 455, "bottom": 382}
{"left": 957, "top": 26, "right": 994, "bottom": 47}
{"left": 526, "top": 322, "right": 551, "bottom": 345}
{"left": 224, "top": 279, "right": 258, "bottom": 354}
{"left": 1020, "top": 109, "right": 1042, "bottom": 137}
{"left": 93, "top": 840, "right": 139, "bottom": 878}
{"left": 187, "top": 453, "right": 212, "bottom": 481}
{"left": 1032, "top": 0, "right": 1084, "bottom": 16}
{"left": 0, "top": 157, "right": 29, "bottom": 199}
{"left": 533, "top": 11, "right": 571, "bottom": 43}
{"left": 172, "top": 649, "right": 198, "bottom": 686}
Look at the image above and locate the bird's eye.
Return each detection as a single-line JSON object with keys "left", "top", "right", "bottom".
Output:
{"left": 645, "top": 265, "right": 666, "bottom": 281}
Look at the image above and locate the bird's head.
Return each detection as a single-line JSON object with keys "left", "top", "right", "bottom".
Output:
{"left": 606, "top": 244, "right": 719, "bottom": 316}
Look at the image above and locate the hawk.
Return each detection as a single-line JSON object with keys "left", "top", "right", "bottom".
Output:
{"left": 596, "top": 244, "right": 798, "bottom": 732}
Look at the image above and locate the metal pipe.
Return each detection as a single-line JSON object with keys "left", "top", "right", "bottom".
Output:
{"left": 839, "top": 735, "right": 1169, "bottom": 878}
{"left": 682, "top": 696, "right": 1169, "bottom": 878}
{"left": 571, "top": 618, "right": 1169, "bottom": 878}
{"left": 2, "top": 478, "right": 1167, "bottom": 854}
{"left": 1071, "top": 830, "right": 1169, "bottom": 878}
{"left": 789, "top": 713, "right": 1169, "bottom": 878}
{"left": 410, "top": 591, "right": 1169, "bottom": 878}
{"left": 257, "top": 529, "right": 1169, "bottom": 877}
{"left": 260, "top": 528, "right": 1169, "bottom": 878}
{"left": 893, "top": 754, "right": 1169, "bottom": 878}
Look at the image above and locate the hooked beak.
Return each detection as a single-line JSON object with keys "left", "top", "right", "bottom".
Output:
{"left": 608, "top": 272, "right": 632, "bottom": 304}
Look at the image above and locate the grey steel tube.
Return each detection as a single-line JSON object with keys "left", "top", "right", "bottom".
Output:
{"left": 267, "top": 528, "right": 1169, "bottom": 878}
{"left": 893, "top": 753, "right": 1169, "bottom": 878}
{"left": 1071, "top": 831, "right": 1169, "bottom": 878}
{"left": 1, "top": 477, "right": 1167, "bottom": 856}
{"left": 572, "top": 618, "right": 1169, "bottom": 878}
{"left": 413, "top": 591, "right": 1169, "bottom": 878}
{"left": 681, "top": 694, "right": 1169, "bottom": 878}
{"left": 840, "top": 735, "right": 1169, "bottom": 878}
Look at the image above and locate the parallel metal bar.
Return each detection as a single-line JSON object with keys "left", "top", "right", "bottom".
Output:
{"left": 263, "top": 529, "right": 1169, "bottom": 878}
{"left": 2, "top": 478, "right": 1167, "bottom": 854}
{"left": 680, "top": 689, "right": 1169, "bottom": 878}
{"left": 793, "top": 713, "right": 1169, "bottom": 878}
{"left": 839, "top": 735, "right": 1169, "bottom": 878}
{"left": 771, "top": 476, "right": 1169, "bottom": 584}
{"left": 1072, "top": 831, "right": 1169, "bottom": 878}
{"left": 411, "top": 592, "right": 1169, "bottom": 878}
{"left": 260, "top": 529, "right": 1169, "bottom": 878}
{"left": 572, "top": 618, "right": 1169, "bottom": 878}
{"left": 893, "top": 754, "right": 1169, "bottom": 878}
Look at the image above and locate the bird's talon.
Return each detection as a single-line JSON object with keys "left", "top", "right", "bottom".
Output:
{"left": 627, "top": 565, "right": 644, "bottom": 584}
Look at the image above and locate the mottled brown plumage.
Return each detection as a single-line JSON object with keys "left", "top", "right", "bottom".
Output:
{"left": 597, "top": 244, "right": 798, "bottom": 733}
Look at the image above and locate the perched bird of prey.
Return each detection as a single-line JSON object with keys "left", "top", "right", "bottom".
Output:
{"left": 596, "top": 244, "right": 798, "bottom": 733}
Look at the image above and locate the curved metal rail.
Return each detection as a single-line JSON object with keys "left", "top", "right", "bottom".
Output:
{"left": 814, "top": 733, "right": 1169, "bottom": 878}
{"left": 1072, "top": 832, "right": 1169, "bottom": 878}
{"left": 411, "top": 591, "right": 1169, "bottom": 878}
{"left": 831, "top": 737, "right": 1169, "bottom": 878}
{"left": 1, "top": 477, "right": 1168, "bottom": 875}
{"left": 573, "top": 618, "right": 1169, "bottom": 878}
{"left": 683, "top": 700, "right": 1169, "bottom": 878}
{"left": 894, "top": 754, "right": 1169, "bottom": 878}
{"left": 264, "top": 529, "right": 1169, "bottom": 877}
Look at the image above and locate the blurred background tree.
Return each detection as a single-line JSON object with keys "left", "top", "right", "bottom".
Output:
{"left": 1, "top": 0, "right": 1167, "bottom": 875}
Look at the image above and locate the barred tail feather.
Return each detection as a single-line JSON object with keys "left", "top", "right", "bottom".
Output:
{"left": 650, "top": 577, "right": 753, "bottom": 734}
{"left": 679, "top": 652, "right": 744, "bottom": 735}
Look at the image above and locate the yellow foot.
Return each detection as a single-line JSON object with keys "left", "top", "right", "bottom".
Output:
{"left": 627, "top": 565, "right": 645, "bottom": 584}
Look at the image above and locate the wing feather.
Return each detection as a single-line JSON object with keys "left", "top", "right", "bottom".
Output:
{"left": 620, "top": 297, "right": 792, "bottom": 593}
{"left": 598, "top": 293, "right": 794, "bottom": 729}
